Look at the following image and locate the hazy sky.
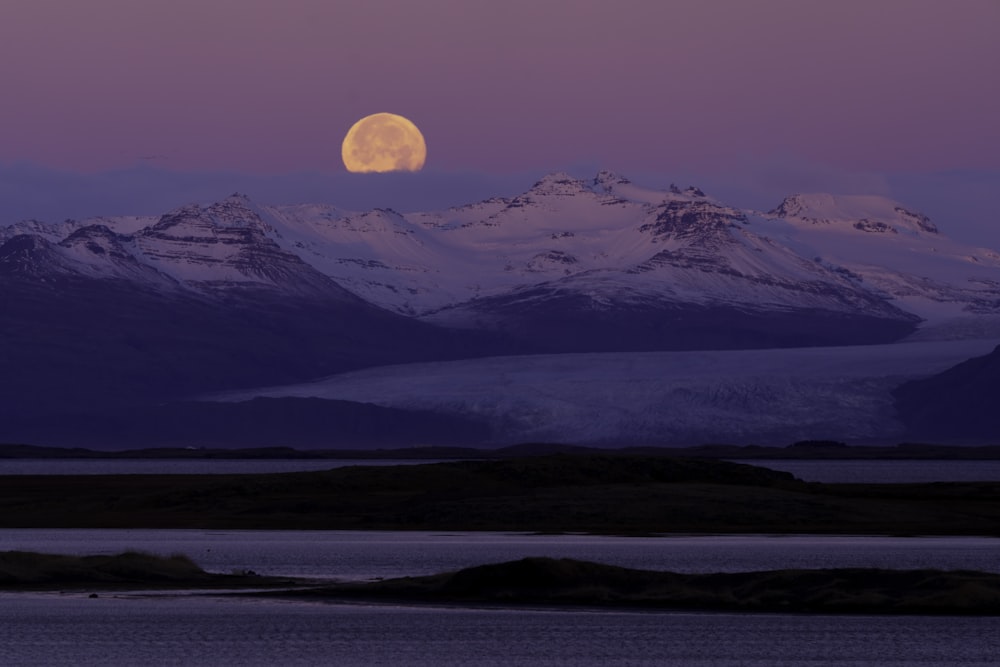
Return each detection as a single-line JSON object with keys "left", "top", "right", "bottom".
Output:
{"left": 1, "top": 0, "right": 999, "bottom": 243}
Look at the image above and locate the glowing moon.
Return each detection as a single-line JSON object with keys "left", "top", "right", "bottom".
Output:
{"left": 341, "top": 113, "right": 427, "bottom": 173}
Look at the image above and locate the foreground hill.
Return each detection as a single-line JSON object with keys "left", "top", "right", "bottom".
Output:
{"left": 293, "top": 556, "right": 1000, "bottom": 615}
{"left": 2, "top": 456, "right": 998, "bottom": 535}
{"left": 9, "top": 550, "right": 999, "bottom": 615}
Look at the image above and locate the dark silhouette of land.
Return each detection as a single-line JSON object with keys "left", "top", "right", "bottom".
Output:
{"left": 8, "top": 551, "right": 999, "bottom": 615}
{"left": 283, "top": 556, "right": 1000, "bottom": 615}
{"left": 1, "top": 455, "right": 998, "bottom": 534}
{"left": 894, "top": 344, "right": 1000, "bottom": 441}
{"left": 0, "top": 550, "right": 303, "bottom": 591}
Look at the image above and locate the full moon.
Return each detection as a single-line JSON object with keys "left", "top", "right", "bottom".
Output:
{"left": 341, "top": 113, "right": 427, "bottom": 173}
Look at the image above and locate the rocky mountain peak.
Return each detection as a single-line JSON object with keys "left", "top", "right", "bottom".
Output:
{"left": 145, "top": 196, "right": 272, "bottom": 240}
{"left": 668, "top": 184, "right": 707, "bottom": 198}
{"left": 640, "top": 199, "right": 748, "bottom": 245}
{"left": 0, "top": 233, "right": 70, "bottom": 277}
{"left": 768, "top": 194, "right": 815, "bottom": 219}
{"left": 59, "top": 224, "right": 132, "bottom": 260}
{"left": 0, "top": 233, "right": 53, "bottom": 258}
{"left": 525, "top": 172, "right": 591, "bottom": 197}
{"left": 893, "top": 205, "right": 939, "bottom": 234}
{"left": 592, "top": 170, "right": 632, "bottom": 191}
{"left": 0, "top": 218, "right": 84, "bottom": 244}
{"left": 768, "top": 193, "right": 939, "bottom": 235}
{"left": 205, "top": 195, "right": 272, "bottom": 230}
{"left": 61, "top": 223, "right": 118, "bottom": 242}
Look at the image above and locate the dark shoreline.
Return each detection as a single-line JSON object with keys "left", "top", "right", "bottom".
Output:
{"left": 266, "top": 557, "right": 1000, "bottom": 616}
{"left": 1, "top": 455, "right": 998, "bottom": 535}
{"left": 5, "top": 551, "right": 999, "bottom": 616}
{"left": 0, "top": 550, "right": 311, "bottom": 591}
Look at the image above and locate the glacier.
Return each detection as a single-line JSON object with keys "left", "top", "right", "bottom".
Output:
{"left": 212, "top": 338, "right": 1000, "bottom": 445}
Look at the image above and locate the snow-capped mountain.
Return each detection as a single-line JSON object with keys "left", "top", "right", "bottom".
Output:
{"left": 5, "top": 170, "right": 1000, "bottom": 352}
{"left": 259, "top": 173, "right": 921, "bottom": 321}
{"left": 256, "top": 172, "right": 1000, "bottom": 346}
{"left": 756, "top": 193, "right": 1000, "bottom": 324}
{"left": 0, "top": 198, "right": 361, "bottom": 299}
{"left": 4, "top": 171, "right": 1000, "bottom": 446}
{"left": 0, "top": 195, "right": 514, "bottom": 422}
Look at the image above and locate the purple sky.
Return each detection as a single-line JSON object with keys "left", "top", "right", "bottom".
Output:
{"left": 1, "top": 0, "right": 999, "bottom": 243}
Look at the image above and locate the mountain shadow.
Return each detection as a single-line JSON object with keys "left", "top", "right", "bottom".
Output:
{"left": 892, "top": 344, "right": 1000, "bottom": 441}
{"left": 0, "top": 271, "right": 520, "bottom": 423}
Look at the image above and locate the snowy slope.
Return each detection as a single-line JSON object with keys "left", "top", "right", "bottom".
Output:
{"left": 4, "top": 171, "right": 998, "bottom": 337}
{"left": 259, "top": 173, "right": 663, "bottom": 314}
{"left": 128, "top": 196, "right": 359, "bottom": 296}
{"left": 0, "top": 215, "right": 158, "bottom": 244}
{"left": 755, "top": 194, "right": 1000, "bottom": 323}
{"left": 261, "top": 174, "right": 911, "bottom": 320}
{"left": 0, "top": 196, "right": 359, "bottom": 298}
{"left": 258, "top": 173, "right": 1000, "bottom": 336}
{"left": 211, "top": 338, "right": 1000, "bottom": 445}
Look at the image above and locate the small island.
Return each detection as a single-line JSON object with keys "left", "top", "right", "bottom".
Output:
{"left": 277, "top": 556, "right": 1000, "bottom": 616}
{"left": 2, "top": 454, "right": 999, "bottom": 535}
{"left": 6, "top": 551, "right": 999, "bottom": 615}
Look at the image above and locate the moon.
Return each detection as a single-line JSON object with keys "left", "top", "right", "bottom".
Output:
{"left": 341, "top": 113, "right": 427, "bottom": 173}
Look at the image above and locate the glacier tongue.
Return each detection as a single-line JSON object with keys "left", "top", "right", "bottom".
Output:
{"left": 212, "top": 338, "right": 1000, "bottom": 445}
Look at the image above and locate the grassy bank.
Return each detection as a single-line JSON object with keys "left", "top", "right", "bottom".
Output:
{"left": 1, "top": 456, "right": 998, "bottom": 534}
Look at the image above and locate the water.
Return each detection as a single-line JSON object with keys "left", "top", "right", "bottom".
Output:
{"left": 1, "top": 594, "right": 997, "bottom": 666}
{"left": 3, "top": 454, "right": 996, "bottom": 665}
{"left": 3, "top": 457, "right": 999, "bottom": 482}
{"left": 2, "top": 529, "right": 999, "bottom": 579}
{"left": 3, "top": 530, "right": 998, "bottom": 665}
{"left": 736, "top": 459, "right": 1000, "bottom": 483}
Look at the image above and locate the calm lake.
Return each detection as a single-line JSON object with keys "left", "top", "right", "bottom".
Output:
{"left": 3, "top": 594, "right": 998, "bottom": 667}
{"left": 3, "top": 458, "right": 998, "bottom": 665}
{"left": 4, "top": 457, "right": 1000, "bottom": 483}
{"left": 3, "top": 530, "right": 1000, "bottom": 579}
{"left": 3, "top": 530, "right": 1000, "bottom": 666}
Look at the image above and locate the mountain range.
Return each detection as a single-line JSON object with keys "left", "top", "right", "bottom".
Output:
{"left": 2, "top": 171, "right": 999, "bottom": 446}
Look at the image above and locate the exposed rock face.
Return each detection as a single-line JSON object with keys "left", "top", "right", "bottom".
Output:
{"left": 639, "top": 199, "right": 747, "bottom": 244}
{"left": 0, "top": 234, "right": 67, "bottom": 277}
{"left": 132, "top": 197, "right": 360, "bottom": 298}
{"left": 769, "top": 194, "right": 938, "bottom": 234}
